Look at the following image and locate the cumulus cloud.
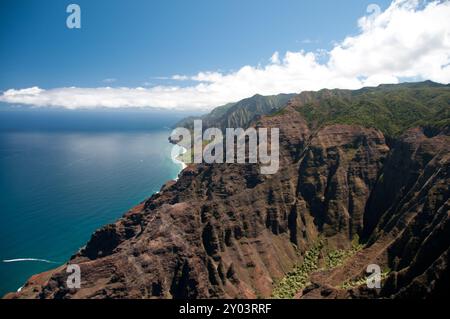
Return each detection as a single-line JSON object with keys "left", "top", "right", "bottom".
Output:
{"left": 1, "top": 0, "right": 450, "bottom": 110}
{"left": 270, "top": 52, "right": 281, "bottom": 64}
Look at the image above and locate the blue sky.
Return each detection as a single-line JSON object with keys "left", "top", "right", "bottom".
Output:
{"left": 0, "top": 0, "right": 449, "bottom": 110}
{"left": 0, "top": 0, "right": 392, "bottom": 89}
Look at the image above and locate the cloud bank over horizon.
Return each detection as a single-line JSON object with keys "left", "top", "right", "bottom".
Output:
{"left": 1, "top": 0, "right": 450, "bottom": 111}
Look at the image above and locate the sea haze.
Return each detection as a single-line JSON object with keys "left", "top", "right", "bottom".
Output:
{"left": 0, "top": 106, "right": 196, "bottom": 296}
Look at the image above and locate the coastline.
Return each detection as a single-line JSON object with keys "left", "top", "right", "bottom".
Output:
{"left": 3, "top": 138, "right": 189, "bottom": 298}
{"left": 171, "top": 144, "right": 188, "bottom": 172}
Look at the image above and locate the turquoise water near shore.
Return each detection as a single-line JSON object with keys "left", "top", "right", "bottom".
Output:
{"left": 0, "top": 109, "right": 185, "bottom": 296}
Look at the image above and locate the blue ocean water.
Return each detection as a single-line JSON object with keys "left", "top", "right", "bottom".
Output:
{"left": 0, "top": 108, "right": 190, "bottom": 296}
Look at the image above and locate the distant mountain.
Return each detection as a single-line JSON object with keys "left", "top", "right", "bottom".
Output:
{"left": 175, "top": 93, "right": 296, "bottom": 131}
{"left": 287, "top": 80, "right": 450, "bottom": 136}
{"left": 177, "top": 81, "right": 450, "bottom": 137}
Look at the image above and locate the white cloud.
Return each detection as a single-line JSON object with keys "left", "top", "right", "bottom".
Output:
{"left": 270, "top": 52, "right": 281, "bottom": 64}
{"left": 329, "top": 0, "right": 450, "bottom": 83}
{"left": 1, "top": 0, "right": 450, "bottom": 111}
{"left": 171, "top": 75, "right": 189, "bottom": 81}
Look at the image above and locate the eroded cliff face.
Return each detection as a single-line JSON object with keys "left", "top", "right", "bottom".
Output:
{"left": 371, "top": 128, "right": 450, "bottom": 298}
{"left": 299, "top": 127, "right": 450, "bottom": 299}
{"left": 6, "top": 106, "right": 449, "bottom": 299}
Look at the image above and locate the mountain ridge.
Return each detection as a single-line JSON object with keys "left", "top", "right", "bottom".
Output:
{"left": 175, "top": 93, "right": 296, "bottom": 132}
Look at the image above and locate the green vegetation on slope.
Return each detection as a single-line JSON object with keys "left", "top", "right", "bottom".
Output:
{"left": 324, "top": 236, "right": 363, "bottom": 269}
{"left": 341, "top": 268, "right": 391, "bottom": 290}
{"left": 294, "top": 81, "right": 450, "bottom": 136}
{"left": 272, "top": 237, "right": 364, "bottom": 299}
{"left": 272, "top": 240, "right": 324, "bottom": 299}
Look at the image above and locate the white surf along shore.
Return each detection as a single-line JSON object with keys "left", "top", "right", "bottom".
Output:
{"left": 171, "top": 144, "right": 188, "bottom": 179}
{"left": 2, "top": 258, "right": 58, "bottom": 264}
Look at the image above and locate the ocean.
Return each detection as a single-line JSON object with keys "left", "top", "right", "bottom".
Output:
{"left": 0, "top": 107, "right": 190, "bottom": 296}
